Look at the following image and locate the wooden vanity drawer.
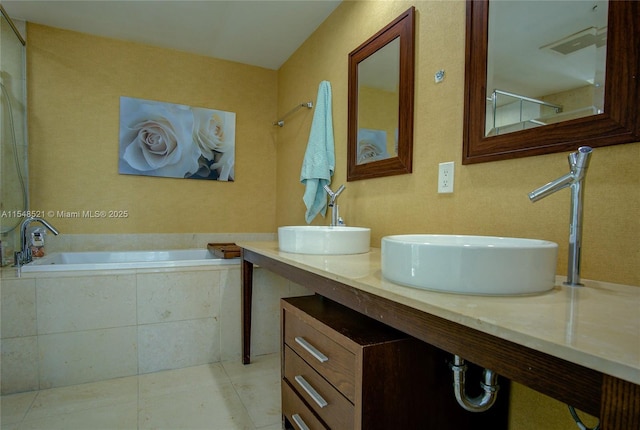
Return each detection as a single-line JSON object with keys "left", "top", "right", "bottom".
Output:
{"left": 284, "top": 346, "right": 354, "bottom": 430}
{"left": 282, "top": 379, "right": 328, "bottom": 430}
{"left": 284, "top": 307, "right": 356, "bottom": 401}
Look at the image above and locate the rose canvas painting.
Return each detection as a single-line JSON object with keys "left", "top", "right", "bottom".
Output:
{"left": 119, "top": 97, "right": 236, "bottom": 181}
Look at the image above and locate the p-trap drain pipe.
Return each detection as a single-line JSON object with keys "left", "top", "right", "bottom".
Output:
{"left": 450, "top": 355, "right": 500, "bottom": 412}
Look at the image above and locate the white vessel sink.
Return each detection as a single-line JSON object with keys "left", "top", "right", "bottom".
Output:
{"left": 381, "top": 234, "right": 558, "bottom": 295}
{"left": 278, "top": 226, "right": 370, "bottom": 255}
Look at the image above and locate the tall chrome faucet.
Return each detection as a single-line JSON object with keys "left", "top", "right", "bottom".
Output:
{"left": 528, "top": 146, "right": 593, "bottom": 286}
{"left": 15, "top": 216, "right": 60, "bottom": 267}
{"left": 323, "top": 184, "right": 345, "bottom": 227}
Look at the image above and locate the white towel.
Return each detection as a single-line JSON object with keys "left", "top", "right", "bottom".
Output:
{"left": 300, "top": 81, "right": 335, "bottom": 224}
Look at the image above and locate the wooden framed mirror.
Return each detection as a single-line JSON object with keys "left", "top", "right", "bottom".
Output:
{"left": 347, "top": 7, "right": 415, "bottom": 181}
{"left": 463, "top": 0, "right": 639, "bottom": 164}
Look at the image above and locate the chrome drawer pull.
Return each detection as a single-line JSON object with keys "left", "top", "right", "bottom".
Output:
{"left": 294, "top": 336, "right": 328, "bottom": 363}
{"left": 292, "top": 413, "right": 310, "bottom": 430}
{"left": 294, "top": 375, "right": 328, "bottom": 408}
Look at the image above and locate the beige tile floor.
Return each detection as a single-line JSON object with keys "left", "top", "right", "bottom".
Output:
{"left": 1, "top": 353, "right": 282, "bottom": 430}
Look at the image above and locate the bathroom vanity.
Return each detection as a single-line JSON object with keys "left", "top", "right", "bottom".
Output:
{"left": 239, "top": 242, "right": 640, "bottom": 429}
{"left": 281, "top": 295, "right": 508, "bottom": 429}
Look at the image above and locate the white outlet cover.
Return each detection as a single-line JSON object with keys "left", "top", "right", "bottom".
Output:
{"left": 438, "top": 161, "right": 454, "bottom": 193}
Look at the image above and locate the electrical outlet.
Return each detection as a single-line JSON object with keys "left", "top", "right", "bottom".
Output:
{"left": 438, "top": 161, "right": 454, "bottom": 193}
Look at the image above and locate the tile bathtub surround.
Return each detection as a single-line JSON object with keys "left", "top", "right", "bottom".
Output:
{"left": 38, "top": 327, "right": 139, "bottom": 389}
{"left": 1, "top": 353, "right": 282, "bottom": 430}
{"left": 36, "top": 275, "right": 137, "bottom": 334}
{"left": 138, "top": 318, "right": 218, "bottom": 374}
{"left": 1, "top": 262, "right": 310, "bottom": 395}
{"left": 0, "top": 337, "right": 40, "bottom": 394}
{"left": 0, "top": 279, "right": 37, "bottom": 338}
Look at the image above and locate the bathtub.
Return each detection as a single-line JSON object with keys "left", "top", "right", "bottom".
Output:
{"left": 20, "top": 248, "right": 238, "bottom": 272}
{"left": 2, "top": 246, "right": 255, "bottom": 394}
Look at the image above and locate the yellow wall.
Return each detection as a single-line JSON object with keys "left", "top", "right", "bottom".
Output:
{"left": 27, "top": 23, "right": 278, "bottom": 234}
{"left": 24, "top": 2, "right": 638, "bottom": 428}
{"left": 277, "top": 0, "right": 639, "bottom": 287}
{"left": 276, "top": 2, "right": 637, "bottom": 429}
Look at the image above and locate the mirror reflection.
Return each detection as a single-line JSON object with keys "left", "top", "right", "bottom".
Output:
{"left": 463, "top": 0, "right": 638, "bottom": 164}
{"left": 486, "top": 0, "right": 608, "bottom": 136}
{"left": 356, "top": 37, "right": 399, "bottom": 164}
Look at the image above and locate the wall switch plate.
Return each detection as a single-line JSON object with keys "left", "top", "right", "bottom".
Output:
{"left": 438, "top": 161, "right": 454, "bottom": 193}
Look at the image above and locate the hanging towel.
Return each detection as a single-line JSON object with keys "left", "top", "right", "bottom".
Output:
{"left": 300, "top": 81, "right": 335, "bottom": 224}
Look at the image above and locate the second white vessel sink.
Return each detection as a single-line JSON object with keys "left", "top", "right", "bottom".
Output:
{"left": 278, "top": 226, "right": 371, "bottom": 255}
{"left": 381, "top": 234, "right": 558, "bottom": 295}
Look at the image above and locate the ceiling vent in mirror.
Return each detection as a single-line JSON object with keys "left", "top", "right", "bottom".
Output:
{"left": 540, "top": 27, "right": 607, "bottom": 55}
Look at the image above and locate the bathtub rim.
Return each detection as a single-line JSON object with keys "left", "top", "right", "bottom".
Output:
{"left": 18, "top": 248, "right": 239, "bottom": 274}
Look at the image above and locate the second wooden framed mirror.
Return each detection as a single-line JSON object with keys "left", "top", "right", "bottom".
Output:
{"left": 463, "top": 0, "right": 639, "bottom": 164}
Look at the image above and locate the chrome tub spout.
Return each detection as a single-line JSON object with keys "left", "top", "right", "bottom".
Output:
{"left": 15, "top": 216, "right": 60, "bottom": 267}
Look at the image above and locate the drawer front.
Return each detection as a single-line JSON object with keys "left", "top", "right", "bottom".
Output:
{"left": 284, "top": 346, "right": 354, "bottom": 430}
{"left": 284, "top": 310, "right": 356, "bottom": 401}
{"left": 282, "top": 380, "right": 328, "bottom": 430}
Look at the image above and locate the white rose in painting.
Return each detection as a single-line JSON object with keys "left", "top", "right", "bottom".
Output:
{"left": 119, "top": 98, "right": 200, "bottom": 178}
{"left": 192, "top": 108, "right": 235, "bottom": 181}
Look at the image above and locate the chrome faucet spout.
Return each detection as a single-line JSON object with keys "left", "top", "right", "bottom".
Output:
{"left": 528, "top": 172, "right": 574, "bottom": 202}
{"left": 528, "top": 146, "right": 593, "bottom": 287}
{"left": 323, "top": 184, "right": 345, "bottom": 205}
{"left": 33, "top": 217, "right": 59, "bottom": 236}
{"left": 15, "top": 216, "right": 60, "bottom": 267}
{"left": 323, "top": 184, "right": 346, "bottom": 227}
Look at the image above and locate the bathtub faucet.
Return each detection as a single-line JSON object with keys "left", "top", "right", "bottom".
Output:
{"left": 15, "top": 216, "right": 60, "bottom": 267}
{"left": 528, "top": 146, "right": 593, "bottom": 286}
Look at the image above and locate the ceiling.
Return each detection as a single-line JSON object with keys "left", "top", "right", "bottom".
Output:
{"left": 1, "top": 0, "right": 342, "bottom": 70}
{"left": 2, "top": 0, "right": 607, "bottom": 99}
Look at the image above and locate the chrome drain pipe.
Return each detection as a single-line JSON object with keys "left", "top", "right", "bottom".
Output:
{"left": 451, "top": 355, "right": 500, "bottom": 412}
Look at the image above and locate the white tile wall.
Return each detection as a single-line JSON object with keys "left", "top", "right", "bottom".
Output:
{"left": 38, "top": 327, "right": 138, "bottom": 389}
{"left": 138, "top": 318, "right": 219, "bottom": 373}
{"left": 1, "top": 241, "right": 310, "bottom": 395}
{"left": 219, "top": 265, "right": 242, "bottom": 362}
{"left": 1, "top": 278, "right": 37, "bottom": 338}
{"left": 251, "top": 269, "right": 291, "bottom": 356}
{"left": 36, "top": 275, "right": 137, "bottom": 334}
{"left": 0, "top": 336, "right": 39, "bottom": 393}
{"left": 137, "top": 271, "right": 219, "bottom": 324}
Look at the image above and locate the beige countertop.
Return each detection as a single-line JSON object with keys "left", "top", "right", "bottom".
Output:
{"left": 239, "top": 241, "right": 640, "bottom": 385}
